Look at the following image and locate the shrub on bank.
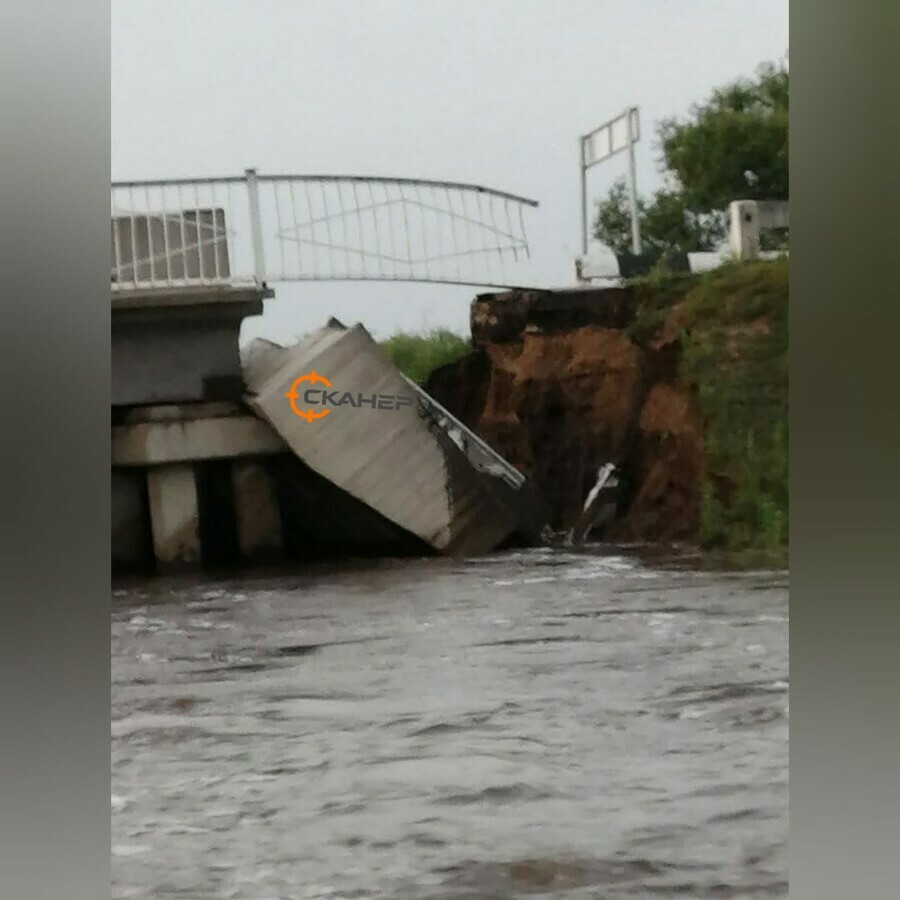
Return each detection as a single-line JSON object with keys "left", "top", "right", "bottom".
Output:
{"left": 380, "top": 328, "right": 471, "bottom": 385}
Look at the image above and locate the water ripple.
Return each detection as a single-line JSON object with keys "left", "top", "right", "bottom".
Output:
{"left": 112, "top": 548, "right": 788, "bottom": 899}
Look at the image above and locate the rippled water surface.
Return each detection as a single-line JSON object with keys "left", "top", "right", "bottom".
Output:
{"left": 112, "top": 547, "right": 788, "bottom": 899}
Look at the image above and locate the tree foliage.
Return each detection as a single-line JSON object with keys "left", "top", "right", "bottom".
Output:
{"left": 593, "top": 60, "right": 788, "bottom": 255}
{"left": 659, "top": 61, "right": 789, "bottom": 212}
{"left": 595, "top": 180, "right": 725, "bottom": 255}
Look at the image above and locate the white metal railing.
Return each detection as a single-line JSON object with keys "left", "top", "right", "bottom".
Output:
{"left": 111, "top": 170, "right": 539, "bottom": 294}
{"left": 403, "top": 374, "right": 527, "bottom": 491}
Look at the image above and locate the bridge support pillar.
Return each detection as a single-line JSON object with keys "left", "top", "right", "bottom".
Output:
{"left": 231, "top": 460, "right": 282, "bottom": 562}
{"left": 147, "top": 463, "right": 201, "bottom": 569}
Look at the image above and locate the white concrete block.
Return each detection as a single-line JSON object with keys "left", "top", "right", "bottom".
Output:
{"left": 146, "top": 463, "right": 200, "bottom": 567}
{"left": 729, "top": 200, "right": 762, "bottom": 260}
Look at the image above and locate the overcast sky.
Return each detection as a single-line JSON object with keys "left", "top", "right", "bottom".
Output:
{"left": 111, "top": 0, "right": 788, "bottom": 344}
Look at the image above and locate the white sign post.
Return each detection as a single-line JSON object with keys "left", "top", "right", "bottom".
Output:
{"left": 579, "top": 106, "right": 642, "bottom": 257}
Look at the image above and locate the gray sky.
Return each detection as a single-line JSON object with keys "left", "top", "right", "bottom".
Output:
{"left": 112, "top": 0, "right": 788, "bottom": 344}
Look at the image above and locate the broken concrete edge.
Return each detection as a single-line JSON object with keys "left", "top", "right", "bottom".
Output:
{"left": 469, "top": 284, "right": 641, "bottom": 347}
{"left": 240, "top": 318, "right": 550, "bottom": 555}
{"left": 248, "top": 317, "right": 642, "bottom": 548}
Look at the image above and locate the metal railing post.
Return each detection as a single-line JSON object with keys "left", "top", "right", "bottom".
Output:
{"left": 245, "top": 167, "right": 267, "bottom": 284}
{"left": 625, "top": 107, "right": 642, "bottom": 256}
{"left": 579, "top": 134, "right": 588, "bottom": 258}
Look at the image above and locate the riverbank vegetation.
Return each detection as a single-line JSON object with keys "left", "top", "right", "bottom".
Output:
{"left": 594, "top": 60, "right": 789, "bottom": 257}
{"left": 382, "top": 262, "right": 787, "bottom": 557}
{"left": 380, "top": 328, "right": 470, "bottom": 385}
{"left": 633, "top": 258, "right": 789, "bottom": 553}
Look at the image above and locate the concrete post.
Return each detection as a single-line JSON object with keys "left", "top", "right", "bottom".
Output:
{"left": 146, "top": 463, "right": 201, "bottom": 568}
{"left": 231, "top": 460, "right": 282, "bottom": 561}
{"left": 729, "top": 200, "right": 761, "bottom": 261}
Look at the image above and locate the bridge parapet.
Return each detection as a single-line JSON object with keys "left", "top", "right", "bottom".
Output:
{"left": 112, "top": 170, "right": 539, "bottom": 295}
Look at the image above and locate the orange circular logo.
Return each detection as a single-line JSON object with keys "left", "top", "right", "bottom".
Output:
{"left": 285, "top": 371, "right": 332, "bottom": 422}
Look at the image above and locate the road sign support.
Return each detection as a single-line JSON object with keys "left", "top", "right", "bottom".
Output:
{"left": 579, "top": 105, "right": 642, "bottom": 260}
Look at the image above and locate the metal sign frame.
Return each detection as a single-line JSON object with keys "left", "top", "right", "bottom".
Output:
{"left": 579, "top": 106, "right": 641, "bottom": 256}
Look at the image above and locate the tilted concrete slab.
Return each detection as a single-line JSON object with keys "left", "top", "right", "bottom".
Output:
{"left": 241, "top": 337, "right": 294, "bottom": 389}
{"left": 243, "top": 323, "right": 525, "bottom": 556}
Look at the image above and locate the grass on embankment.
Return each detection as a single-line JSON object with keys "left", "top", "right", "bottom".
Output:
{"left": 631, "top": 259, "right": 789, "bottom": 555}
{"left": 379, "top": 263, "right": 787, "bottom": 557}
{"left": 380, "top": 328, "right": 471, "bottom": 385}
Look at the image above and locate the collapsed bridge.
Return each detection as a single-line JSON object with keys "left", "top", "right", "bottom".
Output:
{"left": 111, "top": 170, "right": 546, "bottom": 573}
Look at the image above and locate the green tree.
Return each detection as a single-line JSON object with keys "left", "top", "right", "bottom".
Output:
{"left": 593, "top": 60, "right": 788, "bottom": 255}
{"left": 593, "top": 179, "right": 638, "bottom": 256}
{"left": 594, "top": 180, "right": 725, "bottom": 255}
{"left": 659, "top": 61, "right": 789, "bottom": 212}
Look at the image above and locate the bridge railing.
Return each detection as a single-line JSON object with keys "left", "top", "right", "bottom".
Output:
{"left": 402, "top": 374, "right": 527, "bottom": 492}
{"left": 111, "top": 170, "right": 539, "bottom": 293}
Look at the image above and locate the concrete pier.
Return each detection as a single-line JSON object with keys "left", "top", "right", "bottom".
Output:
{"left": 231, "top": 460, "right": 283, "bottom": 562}
{"left": 111, "top": 401, "right": 288, "bottom": 572}
{"left": 112, "top": 283, "right": 283, "bottom": 573}
{"left": 146, "top": 463, "right": 201, "bottom": 568}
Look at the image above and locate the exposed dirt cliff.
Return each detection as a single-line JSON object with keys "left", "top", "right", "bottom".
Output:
{"left": 425, "top": 261, "right": 788, "bottom": 549}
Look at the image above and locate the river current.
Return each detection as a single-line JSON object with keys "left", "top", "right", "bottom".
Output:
{"left": 112, "top": 547, "right": 788, "bottom": 899}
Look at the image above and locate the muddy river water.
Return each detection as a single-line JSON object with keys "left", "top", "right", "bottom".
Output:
{"left": 112, "top": 547, "right": 788, "bottom": 899}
